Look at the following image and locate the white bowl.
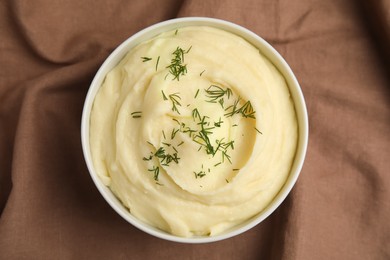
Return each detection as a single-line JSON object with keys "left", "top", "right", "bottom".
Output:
{"left": 81, "top": 17, "right": 308, "bottom": 243}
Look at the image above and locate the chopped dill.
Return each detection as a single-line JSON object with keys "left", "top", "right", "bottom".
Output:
{"left": 255, "top": 127, "right": 263, "bottom": 134}
{"left": 191, "top": 108, "right": 201, "bottom": 121}
{"left": 154, "top": 147, "right": 165, "bottom": 158}
{"left": 169, "top": 93, "right": 182, "bottom": 114}
{"left": 205, "top": 85, "right": 233, "bottom": 102}
{"left": 214, "top": 117, "right": 223, "bottom": 127}
{"left": 166, "top": 46, "right": 191, "bottom": 81}
{"left": 171, "top": 128, "right": 179, "bottom": 139}
{"left": 148, "top": 166, "right": 160, "bottom": 181}
{"left": 131, "top": 111, "right": 142, "bottom": 118}
{"left": 194, "top": 89, "right": 200, "bottom": 98}
{"left": 218, "top": 98, "right": 224, "bottom": 108}
{"left": 141, "top": 57, "right": 152, "bottom": 62}
{"left": 155, "top": 56, "right": 160, "bottom": 71}
{"left": 224, "top": 98, "right": 256, "bottom": 119}
{"left": 161, "top": 90, "right": 168, "bottom": 100}
{"left": 194, "top": 170, "right": 206, "bottom": 179}
{"left": 143, "top": 155, "right": 152, "bottom": 161}
{"left": 161, "top": 142, "right": 171, "bottom": 147}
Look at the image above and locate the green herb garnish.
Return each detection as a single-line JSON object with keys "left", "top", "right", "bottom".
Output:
{"left": 144, "top": 143, "right": 181, "bottom": 180}
{"left": 169, "top": 93, "right": 181, "bottom": 114}
{"left": 193, "top": 116, "right": 215, "bottom": 155}
{"left": 131, "top": 111, "right": 142, "bottom": 118}
{"left": 194, "top": 89, "right": 200, "bottom": 99}
{"left": 205, "top": 85, "right": 232, "bottom": 102}
{"left": 224, "top": 98, "right": 256, "bottom": 119}
{"left": 161, "top": 90, "right": 168, "bottom": 100}
{"left": 214, "top": 117, "right": 223, "bottom": 127}
{"left": 154, "top": 147, "right": 165, "bottom": 158}
{"left": 255, "top": 127, "right": 262, "bottom": 134}
{"left": 191, "top": 108, "right": 201, "bottom": 121}
{"left": 141, "top": 57, "right": 152, "bottom": 62}
{"left": 148, "top": 166, "right": 160, "bottom": 181}
{"left": 171, "top": 128, "right": 179, "bottom": 139}
{"left": 194, "top": 170, "right": 206, "bottom": 179}
{"left": 166, "top": 46, "right": 191, "bottom": 81}
{"left": 155, "top": 56, "right": 160, "bottom": 71}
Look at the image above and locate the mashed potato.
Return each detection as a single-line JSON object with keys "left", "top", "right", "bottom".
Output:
{"left": 90, "top": 26, "right": 298, "bottom": 237}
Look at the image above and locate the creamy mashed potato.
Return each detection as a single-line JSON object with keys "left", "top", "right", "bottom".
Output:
{"left": 90, "top": 26, "right": 297, "bottom": 237}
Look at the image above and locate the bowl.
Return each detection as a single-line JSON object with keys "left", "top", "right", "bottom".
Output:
{"left": 81, "top": 17, "right": 308, "bottom": 243}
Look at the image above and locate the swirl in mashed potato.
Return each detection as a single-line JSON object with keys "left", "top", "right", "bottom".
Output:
{"left": 90, "top": 26, "right": 298, "bottom": 237}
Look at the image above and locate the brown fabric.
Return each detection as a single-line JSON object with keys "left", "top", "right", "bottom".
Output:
{"left": 1, "top": 0, "right": 389, "bottom": 259}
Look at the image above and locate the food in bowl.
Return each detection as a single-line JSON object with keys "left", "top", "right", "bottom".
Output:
{"left": 89, "top": 26, "right": 298, "bottom": 237}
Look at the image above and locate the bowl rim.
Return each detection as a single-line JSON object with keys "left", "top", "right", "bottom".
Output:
{"left": 81, "top": 16, "right": 309, "bottom": 243}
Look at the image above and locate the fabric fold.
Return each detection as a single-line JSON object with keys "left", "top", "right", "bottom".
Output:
{"left": 0, "top": 0, "right": 389, "bottom": 259}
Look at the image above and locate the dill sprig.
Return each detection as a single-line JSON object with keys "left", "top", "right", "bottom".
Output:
{"left": 143, "top": 154, "right": 153, "bottom": 161}
{"left": 240, "top": 100, "right": 256, "bottom": 118}
{"left": 169, "top": 93, "right": 181, "bottom": 114}
{"left": 189, "top": 111, "right": 234, "bottom": 163}
{"left": 161, "top": 90, "right": 168, "bottom": 100}
{"left": 166, "top": 46, "right": 191, "bottom": 81}
{"left": 218, "top": 98, "right": 224, "bottom": 108}
{"left": 194, "top": 89, "right": 200, "bottom": 99}
{"left": 148, "top": 166, "right": 160, "bottom": 181}
{"left": 214, "top": 117, "right": 223, "bottom": 127}
{"left": 205, "top": 85, "right": 233, "bottom": 102}
{"left": 224, "top": 98, "right": 256, "bottom": 119}
{"left": 154, "top": 147, "right": 165, "bottom": 159}
{"left": 141, "top": 57, "right": 152, "bottom": 62}
{"left": 160, "top": 152, "right": 180, "bottom": 166}
{"left": 171, "top": 128, "right": 179, "bottom": 139}
{"left": 155, "top": 56, "right": 160, "bottom": 71}
{"left": 144, "top": 142, "right": 181, "bottom": 181}
{"left": 153, "top": 144, "right": 181, "bottom": 166}
{"left": 194, "top": 170, "right": 206, "bottom": 179}
{"left": 218, "top": 139, "right": 234, "bottom": 163}
{"left": 172, "top": 118, "right": 197, "bottom": 138}
{"left": 193, "top": 116, "right": 215, "bottom": 155}
{"left": 255, "top": 127, "right": 263, "bottom": 134}
{"left": 131, "top": 111, "right": 142, "bottom": 118}
{"left": 191, "top": 108, "right": 201, "bottom": 121}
